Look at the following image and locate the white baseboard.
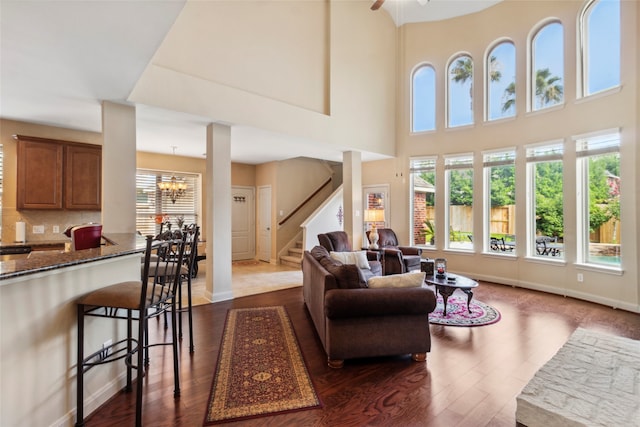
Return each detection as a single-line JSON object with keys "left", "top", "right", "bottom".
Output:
{"left": 52, "top": 371, "right": 128, "bottom": 427}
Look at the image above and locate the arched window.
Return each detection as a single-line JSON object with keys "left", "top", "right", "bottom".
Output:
{"left": 530, "top": 21, "right": 564, "bottom": 111}
{"left": 447, "top": 54, "right": 474, "bottom": 128}
{"left": 579, "top": 0, "right": 620, "bottom": 97}
{"left": 412, "top": 64, "right": 436, "bottom": 132}
{"left": 486, "top": 40, "right": 516, "bottom": 121}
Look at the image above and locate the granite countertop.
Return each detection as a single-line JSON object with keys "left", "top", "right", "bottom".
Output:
{"left": 0, "top": 240, "right": 68, "bottom": 249}
{"left": 0, "top": 233, "right": 149, "bottom": 281}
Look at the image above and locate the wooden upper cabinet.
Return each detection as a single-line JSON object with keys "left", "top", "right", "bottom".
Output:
{"left": 14, "top": 135, "right": 102, "bottom": 211}
{"left": 16, "top": 138, "right": 64, "bottom": 209}
{"left": 65, "top": 144, "right": 102, "bottom": 210}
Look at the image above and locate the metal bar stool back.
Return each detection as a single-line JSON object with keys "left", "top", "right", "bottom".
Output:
{"left": 75, "top": 235, "right": 186, "bottom": 427}
{"left": 177, "top": 224, "right": 200, "bottom": 352}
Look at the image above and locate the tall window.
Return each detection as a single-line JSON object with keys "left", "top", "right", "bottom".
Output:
{"left": 531, "top": 21, "right": 564, "bottom": 111}
{"left": 575, "top": 130, "right": 620, "bottom": 268}
{"left": 487, "top": 41, "right": 516, "bottom": 121}
{"left": 445, "top": 154, "right": 474, "bottom": 250}
{"left": 136, "top": 169, "right": 200, "bottom": 236}
{"left": 412, "top": 64, "right": 436, "bottom": 132}
{"left": 526, "top": 142, "right": 564, "bottom": 259}
{"left": 579, "top": 0, "right": 620, "bottom": 97}
{"left": 483, "top": 149, "right": 516, "bottom": 254}
{"left": 448, "top": 54, "right": 474, "bottom": 128}
{"left": 410, "top": 157, "right": 436, "bottom": 247}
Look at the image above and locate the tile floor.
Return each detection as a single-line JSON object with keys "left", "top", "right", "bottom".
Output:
{"left": 188, "top": 259, "right": 302, "bottom": 306}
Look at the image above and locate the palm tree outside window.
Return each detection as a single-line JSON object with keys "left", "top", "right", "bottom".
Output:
{"left": 448, "top": 54, "right": 474, "bottom": 128}
{"left": 531, "top": 21, "right": 564, "bottom": 111}
{"left": 486, "top": 41, "right": 516, "bottom": 121}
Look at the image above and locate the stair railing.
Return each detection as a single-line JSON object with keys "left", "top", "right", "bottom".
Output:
{"left": 278, "top": 178, "right": 332, "bottom": 227}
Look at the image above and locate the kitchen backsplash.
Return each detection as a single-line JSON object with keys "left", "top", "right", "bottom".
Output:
{"left": 2, "top": 208, "right": 101, "bottom": 243}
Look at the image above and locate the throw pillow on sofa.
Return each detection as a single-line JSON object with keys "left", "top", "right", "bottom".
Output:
{"left": 319, "top": 256, "right": 367, "bottom": 289}
{"left": 329, "top": 250, "right": 371, "bottom": 270}
{"left": 367, "top": 271, "right": 426, "bottom": 289}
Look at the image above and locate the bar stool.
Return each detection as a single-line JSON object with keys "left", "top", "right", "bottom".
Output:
{"left": 148, "top": 225, "right": 200, "bottom": 353}
{"left": 177, "top": 224, "right": 200, "bottom": 353}
{"left": 75, "top": 235, "right": 186, "bottom": 427}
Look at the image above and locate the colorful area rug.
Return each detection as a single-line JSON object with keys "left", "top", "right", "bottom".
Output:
{"left": 429, "top": 294, "right": 501, "bottom": 327}
{"left": 204, "top": 306, "right": 321, "bottom": 425}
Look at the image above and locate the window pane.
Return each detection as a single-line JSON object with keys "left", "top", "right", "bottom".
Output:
{"left": 531, "top": 160, "right": 564, "bottom": 258}
{"left": 448, "top": 55, "right": 474, "bottom": 127}
{"left": 484, "top": 150, "right": 516, "bottom": 253}
{"left": 487, "top": 42, "right": 516, "bottom": 121}
{"left": 585, "top": 0, "right": 620, "bottom": 95}
{"left": 576, "top": 133, "right": 621, "bottom": 267}
{"left": 532, "top": 22, "right": 564, "bottom": 111}
{"left": 411, "top": 157, "right": 436, "bottom": 247}
{"left": 445, "top": 155, "right": 473, "bottom": 250}
{"left": 412, "top": 65, "right": 436, "bottom": 132}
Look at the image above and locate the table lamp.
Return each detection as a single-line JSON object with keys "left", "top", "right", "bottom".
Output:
{"left": 365, "top": 209, "right": 385, "bottom": 249}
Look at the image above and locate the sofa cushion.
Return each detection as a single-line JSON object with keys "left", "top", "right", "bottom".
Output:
{"left": 310, "top": 245, "right": 331, "bottom": 261}
{"left": 329, "top": 250, "right": 370, "bottom": 270}
{"left": 367, "top": 271, "right": 426, "bottom": 289}
{"left": 319, "top": 256, "right": 366, "bottom": 289}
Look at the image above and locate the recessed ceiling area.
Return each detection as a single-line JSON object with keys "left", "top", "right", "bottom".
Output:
{"left": 1, "top": 0, "right": 501, "bottom": 163}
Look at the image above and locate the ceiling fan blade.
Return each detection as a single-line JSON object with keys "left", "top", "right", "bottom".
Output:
{"left": 371, "top": 0, "right": 385, "bottom": 11}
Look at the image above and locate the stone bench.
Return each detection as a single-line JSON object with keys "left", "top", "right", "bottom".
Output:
{"left": 516, "top": 327, "right": 640, "bottom": 427}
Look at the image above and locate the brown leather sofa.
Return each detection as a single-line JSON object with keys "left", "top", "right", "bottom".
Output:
{"left": 317, "top": 231, "right": 383, "bottom": 279}
{"left": 302, "top": 245, "right": 437, "bottom": 368}
{"left": 367, "top": 228, "right": 423, "bottom": 275}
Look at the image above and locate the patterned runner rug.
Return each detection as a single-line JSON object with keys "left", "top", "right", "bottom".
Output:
{"left": 204, "top": 306, "right": 321, "bottom": 425}
{"left": 429, "top": 294, "right": 501, "bottom": 327}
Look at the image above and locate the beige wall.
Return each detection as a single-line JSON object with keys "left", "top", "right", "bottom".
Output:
{"left": 255, "top": 158, "right": 334, "bottom": 262}
{"left": 0, "top": 119, "right": 102, "bottom": 242}
{"left": 129, "top": 0, "right": 396, "bottom": 159}
{"left": 362, "top": 0, "right": 639, "bottom": 311}
{"left": 275, "top": 157, "right": 335, "bottom": 254}
{"left": 137, "top": 152, "right": 256, "bottom": 240}
{"left": 0, "top": 121, "right": 258, "bottom": 243}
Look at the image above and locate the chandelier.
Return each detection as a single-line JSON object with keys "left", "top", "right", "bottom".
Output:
{"left": 158, "top": 146, "right": 188, "bottom": 204}
{"left": 158, "top": 175, "right": 187, "bottom": 204}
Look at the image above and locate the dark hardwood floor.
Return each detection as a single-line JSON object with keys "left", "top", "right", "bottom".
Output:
{"left": 85, "top": 282, "right": 640, "bottom": 426}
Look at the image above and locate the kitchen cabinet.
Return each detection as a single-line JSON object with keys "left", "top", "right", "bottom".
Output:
{"left": 65, "top": 144, "right": 102, "bottom": 210}
{"left": 14, "top": 135, "right": 101, "bottom": 210}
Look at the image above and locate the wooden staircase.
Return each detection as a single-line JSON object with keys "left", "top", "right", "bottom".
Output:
{"left": 280, "top": 240, "right": 303, "bottom": 268}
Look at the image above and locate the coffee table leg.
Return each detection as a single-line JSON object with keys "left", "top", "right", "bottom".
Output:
{"left": 463, "top": 289, "right": 474, "bottom": 313}
{"left": 437, "top": 286, "right": 455, "bottom": 317}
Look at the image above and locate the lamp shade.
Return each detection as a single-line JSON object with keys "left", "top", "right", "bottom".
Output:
{"left": 364, "top": 209, "right": 385, "bottom": 223}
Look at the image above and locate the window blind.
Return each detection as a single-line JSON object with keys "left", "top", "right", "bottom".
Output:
{"left": 136, "top": 169, "right": 200, "bottom": 236}
{"left": 410, "top": 157, "right": 437, "bottom": 173}
{"left": 525, "top": 141, "right": 564, "bottom": 162}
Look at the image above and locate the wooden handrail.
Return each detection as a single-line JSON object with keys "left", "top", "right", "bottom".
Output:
{"left": 278, "top": 178, "right": 332, "bottom": 227}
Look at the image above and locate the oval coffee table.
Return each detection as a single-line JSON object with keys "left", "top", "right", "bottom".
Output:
{"left": 424, "top": 273, "right": 479, "bottom": 317}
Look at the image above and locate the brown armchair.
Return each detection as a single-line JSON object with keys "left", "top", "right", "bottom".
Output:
{"left": 317, "top": 231, "right": 382, "bottom": 279}
{"left": 367, "top": 228, "right": 422, "bottom": 275}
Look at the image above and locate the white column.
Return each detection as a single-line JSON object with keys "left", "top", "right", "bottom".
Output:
{"left": 205, "top": 123, "right": 233, "bottom": 302}
{"left": 101, "top": 101, "right": 136, "bottom": 233}
{"left": 343, "top": 151, "right": 363, "bottom": 248}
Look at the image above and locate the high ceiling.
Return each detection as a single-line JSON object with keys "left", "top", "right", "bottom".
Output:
{"left": 0, "top": 0, "right": 501, "bottom": 163}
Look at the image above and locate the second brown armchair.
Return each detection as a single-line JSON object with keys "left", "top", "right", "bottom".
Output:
{"left": 367, "top": 228, "right": 422, "bottom": 275}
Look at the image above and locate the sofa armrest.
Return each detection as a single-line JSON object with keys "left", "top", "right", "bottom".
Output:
{"left": 398, "top": 246, "right": 422, "bottom": 256}
{"left": 325, "top": 287, "right": 436, "bottom": 319}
